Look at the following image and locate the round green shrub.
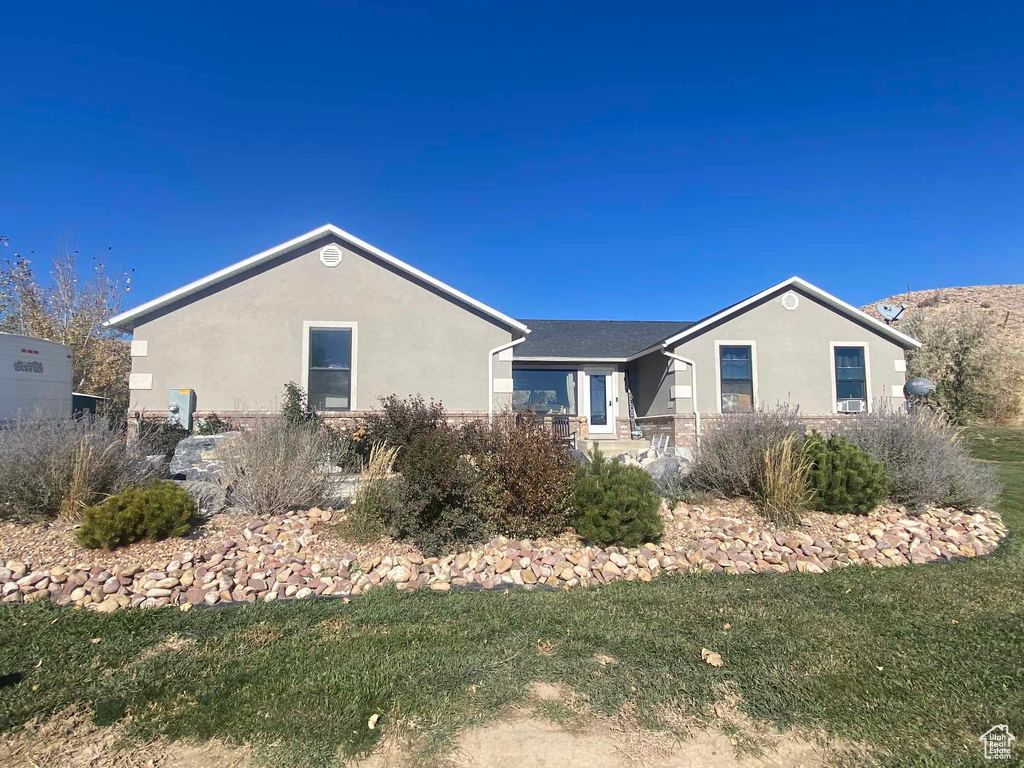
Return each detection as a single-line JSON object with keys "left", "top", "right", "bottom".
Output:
{"left": 571, "top": 448, "right": 663, "bottom": 547}
{"left": 803, "top": 433, "right": 890, "bottom": 515}
{"left": 76, "top": 481, "right": 196, "bottom": 549}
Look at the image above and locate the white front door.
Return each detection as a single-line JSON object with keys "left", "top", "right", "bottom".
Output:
{"left": 583, "top": 368, "right": 615, "bottom": 434}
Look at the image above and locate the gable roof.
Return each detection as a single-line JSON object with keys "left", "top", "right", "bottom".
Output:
{"left": 514, "top": 319, "right": 694, "bottom": 360}
{"left": 105, "top": 224, "right": 529, "bottom": 333}
{"left": 628, "top": 276, "right": 921, "bottom": 358}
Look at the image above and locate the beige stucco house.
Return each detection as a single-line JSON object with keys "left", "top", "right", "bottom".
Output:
{"left": 107, "top": 224, "right": 921, "bottom": 447}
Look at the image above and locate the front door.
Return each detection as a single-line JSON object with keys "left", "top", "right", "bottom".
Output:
{"left": 584, "top": 369, "right": 615, "bottom": 434}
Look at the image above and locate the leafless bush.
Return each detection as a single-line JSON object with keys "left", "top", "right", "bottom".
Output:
{"left": 841, "top": 404, "right": 1000, "bottom": 510}
{"left": 0, "top": 415, "right": 154, "bottom": 522}
{"left": 222, "top": 417, "right": 332, "bottom": 517}
{"left": 686, "top": 405, "right": 804, "bottom": 498}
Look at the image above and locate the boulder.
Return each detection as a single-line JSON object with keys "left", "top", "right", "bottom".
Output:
{"left": 175, "top": 480, "right": 227, "bottom": 518}
{"left": 570, "top": 449, "right": 591, "bottom": 466}
{"left": 644, "top": 456, "right": 687, "bottom": 495}
{"left": 169, "top": 433, "right": 240, "bottom": 481}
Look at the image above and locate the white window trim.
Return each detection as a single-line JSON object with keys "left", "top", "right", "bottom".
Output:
{"left": 302, "top": 321, "right": 358, "bottom": 411}
{"left": 714, "top": 340, "right": 758, "bottom": 415}
{"left": 830, "top": 341, "right": 872, "bottom": 414}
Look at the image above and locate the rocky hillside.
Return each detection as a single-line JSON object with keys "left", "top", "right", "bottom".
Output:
{"left": 864, "top": 284, "right": 1024, "bottom": 424}
{"left": 863, "top": 284, "right": 1024, "bottom": 355}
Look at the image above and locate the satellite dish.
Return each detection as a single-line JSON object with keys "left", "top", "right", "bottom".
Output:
{"left": 904, "top": 377, "right": 936, "bottom": 398}
{"left": 876, "top": 302, "right": 906, "bottom": 324}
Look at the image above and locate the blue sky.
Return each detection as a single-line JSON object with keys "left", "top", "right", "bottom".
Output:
{"left": 2, "top": 2, "right": 1021, "bottom": 322}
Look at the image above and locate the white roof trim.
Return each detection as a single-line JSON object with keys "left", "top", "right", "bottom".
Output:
{"left": 105, "top": 224, "right": 529, "bottom": 332}
{"left": 514, "top": 356, "right": 629, "bottom": 363}
{"left": 627, "top": 276, "right": 921, "bottom": 359}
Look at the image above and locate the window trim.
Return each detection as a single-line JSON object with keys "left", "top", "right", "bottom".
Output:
{"left": 830, "top": 341, "right": 871, "bottom": 414}
{"left": 302, "top": 321, "right": 358, "bottom": 411}
{"left": 714, "top": 340, "right": 758, "bottom": 415}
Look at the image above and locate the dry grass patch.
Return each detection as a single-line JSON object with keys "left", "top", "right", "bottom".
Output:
{"left": 0, "top": 706, "right": 251, "bottom": 768}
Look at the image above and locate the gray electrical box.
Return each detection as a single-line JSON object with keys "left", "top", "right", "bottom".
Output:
{"left": 168, "top": 389, "right": 196, "bottom": 431}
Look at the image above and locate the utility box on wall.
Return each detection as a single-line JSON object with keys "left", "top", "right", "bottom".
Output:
{"left": 168, "top": 389, "right": 196, "bottom": 431}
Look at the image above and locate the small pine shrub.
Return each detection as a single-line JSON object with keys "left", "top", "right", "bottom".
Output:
{"left": 76, "top": 481, "right": 196, "bottom": 549}
{"left": 571, "top": 447, "right": 663, "bottom": 547}
{"left": 140, "top": 420, "right": 190, "bottom": 459}
{"left": 803, "top": 433, "right": 890, "bottom": 515}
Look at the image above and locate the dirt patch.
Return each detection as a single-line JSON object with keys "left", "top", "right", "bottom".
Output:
{"left": 529, "top": 681, "right": 571, "bottom": 702}
{"left": 356, "top": 714, "right": 830, "bottom": 768}
{"left": 0, "top": 706, "right": 250, "bottom": 768}
{"left": 133, "top": 634, "right": 198, "bottom": 666}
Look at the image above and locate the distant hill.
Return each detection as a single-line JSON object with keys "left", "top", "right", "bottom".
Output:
{"left": 863, "top": 284, "right": 1024, "bottom": 424}
{"left": 863, "top": 285, "right": 1024, "bottom": 352}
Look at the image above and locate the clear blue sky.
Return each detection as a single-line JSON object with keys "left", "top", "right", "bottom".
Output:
{"left": 2, "top": 2, "right": 1021, "bottom": 322}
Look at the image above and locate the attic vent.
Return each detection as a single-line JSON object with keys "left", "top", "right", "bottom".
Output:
{"left": 319, "top": 245, "right": 344, "bottom": 268}
{"left": 781, "top": 291, "right": 800, "bottom": 311}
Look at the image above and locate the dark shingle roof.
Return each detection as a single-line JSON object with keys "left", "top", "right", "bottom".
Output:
{"left": 514, "top": 319, "right": 695, "bottom": 359}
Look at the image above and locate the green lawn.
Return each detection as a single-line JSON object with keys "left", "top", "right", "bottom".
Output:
{"left": 2, "top": 430, "right": 1023, "bottom": 767}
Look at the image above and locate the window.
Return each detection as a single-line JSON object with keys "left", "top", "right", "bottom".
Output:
{"left": 308, "top": 328, "right": 351, "bottom": 410}
{"left": 512, "top": 368, "right": 577, "bottom": 415}
{"left": 834, "top": 346, "right": 866, "bottom": 403}
{"left": 719, "top": 345, "right": 753, "bottom": 413}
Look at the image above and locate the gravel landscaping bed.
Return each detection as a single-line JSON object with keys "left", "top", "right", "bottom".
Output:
{"left": 0, "top": 500, "right": 1007, "bottom": 613}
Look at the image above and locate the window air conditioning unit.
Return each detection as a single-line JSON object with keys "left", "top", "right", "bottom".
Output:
{"left": 837, "top": 399, "right": 866, "bottom": 413}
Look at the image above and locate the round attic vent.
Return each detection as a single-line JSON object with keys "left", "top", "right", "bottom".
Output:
{"left": 781, "top": 291, "right": 800, "bottom": 311}
{"left": 319, "top": 245, "right": 344, "bottom": 268}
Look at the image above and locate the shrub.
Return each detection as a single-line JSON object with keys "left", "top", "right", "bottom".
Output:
{"left": 755, "top": 434, "right": 812, "bottom": 524}
{"left": 903, "top": 307, "right": 1022, "bottom": 425}
{"left": 195, "top": 414, "right": 236, "bottom": 435}
{"left": 279, "top": 383, "right": 362, "bottom": 471}
{"left": 473, "top": 410, "right": 576, "bottom": 539}
{"left": 140, "top": 419, "right": 190, "bottom": 459}
{"left": 281, "top": 381, "right": 319, "bottom": 426}
{"left": 342, "top": 442, "right": 401, "bottom": 542}
{"left": 803, "top": 433, "right": 889, "bottom": 515}
{"left": 0, "top": 416, "right": 154, "bottom": 522}
{"left": 842, "top": 405, "right": 1000, "bottom": 510}
{"left": 388, "top": 425, "right": 487, "bottom": 556}
{"left": 685, "top": 405, "right": 803, "bottom": 498}
{"left": 76, "top": 481, "right": 195, "bottom": 549}
{"left": 222, "top": 417, "right": 332, "bottom": 517}
{"left": 358, "top": 395, "right": 449, "bottom": 469}
{"left": 572, "top": 447, "right": 663, "bottom": 547}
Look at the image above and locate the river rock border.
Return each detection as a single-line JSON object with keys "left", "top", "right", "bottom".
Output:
{"left": 0, "top": 504, "right": 1008, "bottom": 613}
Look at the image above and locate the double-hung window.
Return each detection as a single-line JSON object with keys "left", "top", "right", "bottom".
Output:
{"left": 308, "top": 328, "right": 352, "bottom": 411}
{"left": 719, "top": 345, "right": 754, "bottom": 413}
{"left": 834, "top": 346, "right": 866, "bottom": 406}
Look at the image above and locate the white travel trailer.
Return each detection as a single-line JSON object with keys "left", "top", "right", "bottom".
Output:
{"left": 0, "top": 332, "right": 73, "bottom": 422}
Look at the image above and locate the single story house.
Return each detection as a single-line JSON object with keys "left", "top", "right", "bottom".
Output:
{"left": 107, "top": 224, "right": 921, "bottom": 448}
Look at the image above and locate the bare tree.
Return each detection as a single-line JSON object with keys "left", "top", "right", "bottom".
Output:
{"left": 0, "top": 238, "right": 133, "bottom": 420}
